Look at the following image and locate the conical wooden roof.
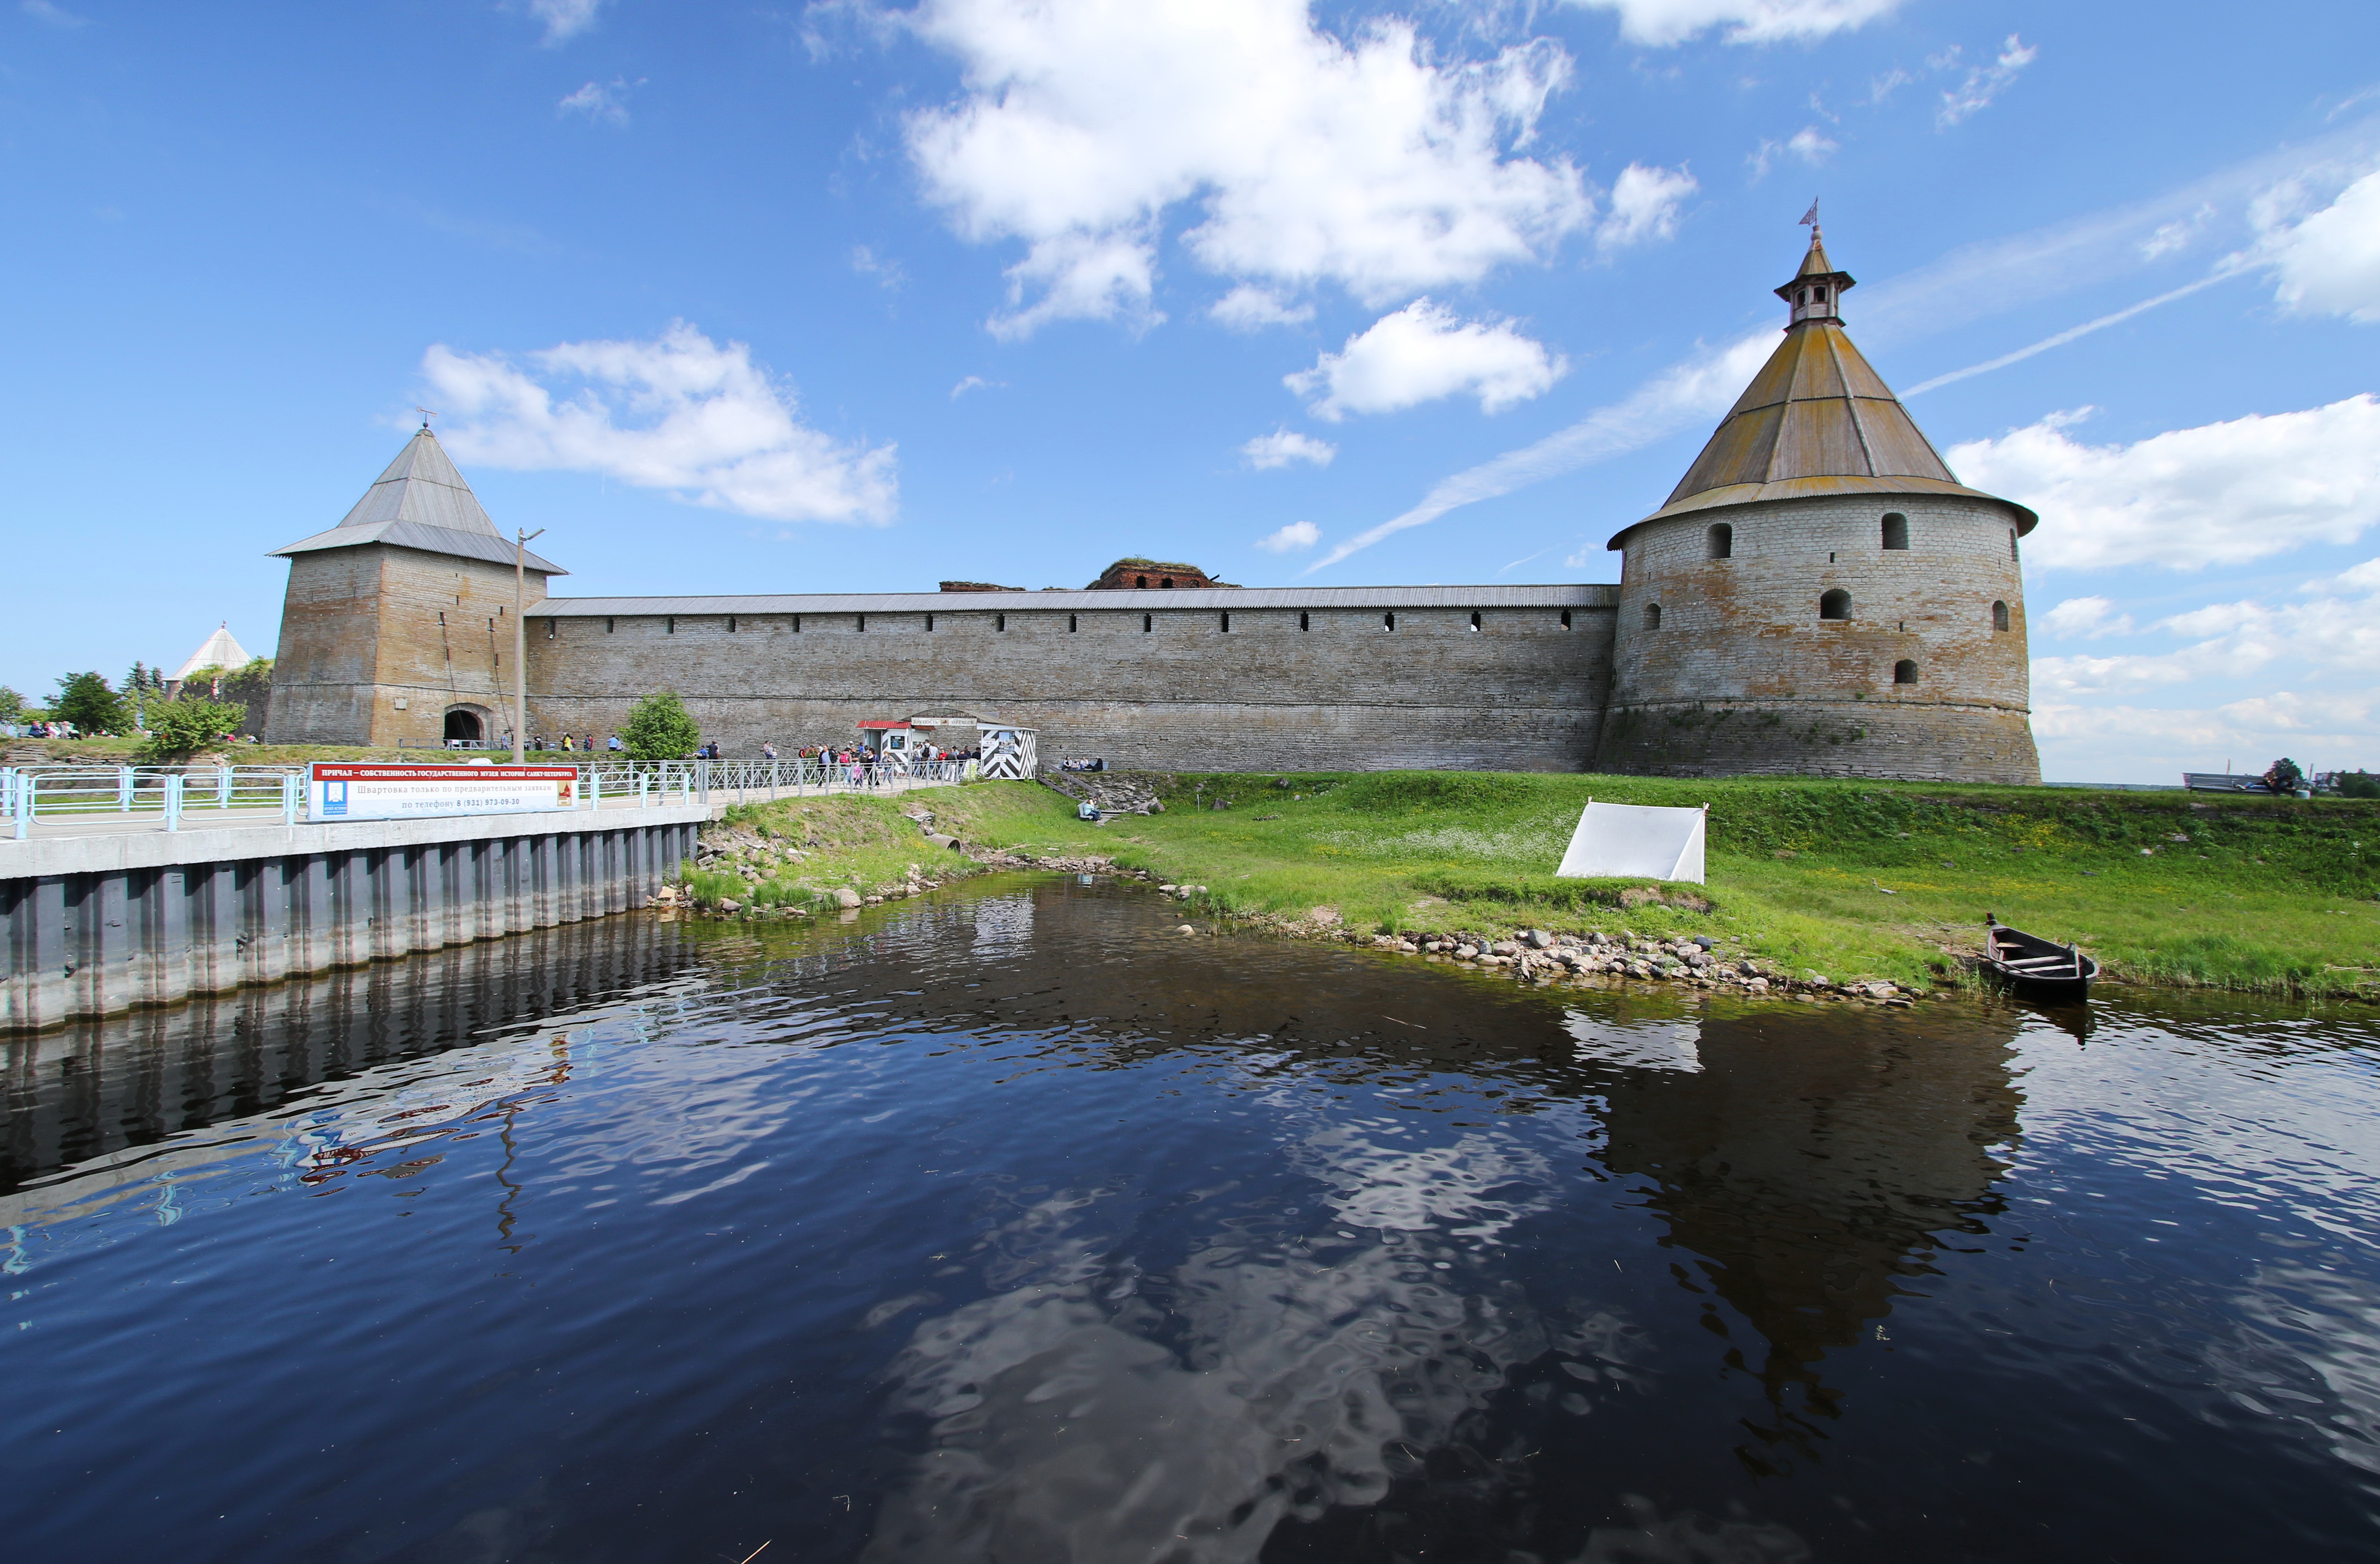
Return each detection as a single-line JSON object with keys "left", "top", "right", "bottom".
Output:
{"left": 1610, "top": 234, "right": 2035, "bottom": 546}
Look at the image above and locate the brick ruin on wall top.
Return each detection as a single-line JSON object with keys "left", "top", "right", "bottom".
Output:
{"left": 262, "top": 226, "right": 2039, "bottom": 784}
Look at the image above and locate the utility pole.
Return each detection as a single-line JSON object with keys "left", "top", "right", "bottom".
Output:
{"left": 514, "top": 527, "right": 545, "bottom": 765}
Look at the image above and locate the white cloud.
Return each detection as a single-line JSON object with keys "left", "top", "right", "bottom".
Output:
{"left": 851, "top": 245, "right": 907, "bottom": 290}
{"left": 557, "top": 78, "right": 638, "bottom": 126}
{"left": 2255, "top": 168, "right": 2380, "bottom": 323}
{"left": 949, "top": 375, "right": 1003, "bottom": 398}
{"left": 902, "top": 0, "right": 1592, "bottom": 335}
{"left": 1948, "top": 395, "right": 2380, "bottom": 570}
{"left": 1307, "top": 329, "right": 1774, "bottom": 572}
{"left": 1256, "top": 520, "right": 1323, "bottom": 552}
{"left": 1241, "top": 430, "right": 1337, "bottom": 470}
{"left": 1210, "top": 285, "right": 1315, "bottom": 331}
{"left": 2032, "top": 570, "right": 2380, "bottom": 698}
{"left": 424, "top": 322, "right": 897, "bottom": 525}
{"left": 1598, "top": 163, "right": 1697, "bottom": 251}
{"left": 1562, "top": 0, "right": 1904, "bottom": 47}
{"left": 1748, "top": 125, "right": 1835, "bottom": 181}
{"left": 1936, "top": 34, "right": 2036, "bottom": 129}
{"left": 1286, "top": 299, "right": 1567, "bottom": 421}
{"left": 530, "top": 0, "right": 602, "bottom": 43}
{"left": 2038, "top": 595, "right": 2135, "bottom": 639}
{"left": 20, "top": 0, "right": 88, "bottom": 27}
{"left": 2141, "top": 203, "right": 2215, "bottom": 260}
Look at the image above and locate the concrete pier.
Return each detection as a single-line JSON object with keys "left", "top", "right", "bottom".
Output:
{"left": 2, "top": 804, "right": 708, "bottom": 1029}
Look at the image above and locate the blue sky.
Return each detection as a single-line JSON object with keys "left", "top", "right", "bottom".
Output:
{"left": 4, "top": 0, "right": 2376, "bottom": 781}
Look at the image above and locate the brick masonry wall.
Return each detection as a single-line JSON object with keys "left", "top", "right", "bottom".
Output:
{"left": 265, "top": 545, "right": 550, "bottom": 747}
{"left": 1599, "top": 492, "right": 2040, "bottom": 783}
{"left": 521, "top": 601, "right": 1620, "bottom": 772}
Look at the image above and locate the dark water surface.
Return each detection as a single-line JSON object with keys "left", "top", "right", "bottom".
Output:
{"left": 6, "top": 876, "right": 2380, "bottom": 1563}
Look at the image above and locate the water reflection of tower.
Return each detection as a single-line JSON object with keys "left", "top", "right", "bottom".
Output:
{"left": 1597, "top": 1008, "right": 2024, "bottom": 1470}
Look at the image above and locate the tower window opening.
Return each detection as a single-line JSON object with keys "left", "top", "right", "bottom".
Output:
{"left": 793, "top": 615, "right": 802, "bottom": 633}
{"left": 1142, "top": 613, "right": 1152, "bottom": 633}
{"left": 1383, "top": 612, "right": 1396, "bottom": 632}
{"left": 1893, "top": 659, "right": 1919, "bottom": 685}
{"left": 1992, "top": 600, "right": 2010, "bottom": 632}
{"left": 1813, "top": 288, "right": 1826, "bottom": 304}
{"left": 1645, "top": 603, "right": 1662, "bottom": 630}
{"left": 1881, "top": 513, "right": 1908, "bottom": 550}
{"left": 546, "top": 619, "right": 555, "bottom": 639}
{"left": 1707, "top": 522, "right": 1732, "bottom": 559}
{"left": 1299, "top": 611, "right": 1310, "bottom": 631}
{"left": 1829, "top": 551, "right": 1836, "bottom": 563}
{"left": 925, "top": 614, "right": 935, "bottom": 631}
{"left": 606, "top": 617, "right": 615, "bottom": 634}
{"left": 2010, "top": 529, "right": 2020, "bottom": 560}
{"left": 1819, "top": 589, "right": 1852, "bottom": 621}
{"left": 1161, "top": 577, "right": 1174, "bottom": 589}
{"left": 1136, "top": 575, "right": 1149, "bottom": 589}
{"left": 855, "top": 614, "right": 865, "bottom": 633}
{"left": 667, "top": 617, "right": 675, "bottom": 635}
{"left": 728, "top": 616, "right": 738, "bottom": 633}
{"left": 1068, "top": 614, "right": 1078, "bottom": 633}
{"left": 1560, "top": 609, "right": 1572, "bottom": 630}
{"left": 1469, "top": 611, "right": 1481, "bottom": 632}
{"left": 1220, "top": 611, "right": 1231, "bottom": 632}
{"left": 438, "top": 611, "right": 446, "bottom": 626}
{"left": 995, "top": 613, "right": 1006, "bottom": 632}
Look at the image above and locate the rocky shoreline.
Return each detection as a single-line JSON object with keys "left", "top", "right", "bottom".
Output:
{"left": 659, "top": 816, "right": 1933, "bottom": 1004}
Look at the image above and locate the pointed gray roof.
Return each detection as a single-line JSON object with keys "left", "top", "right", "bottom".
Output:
{"left": 269, "top": 428, "right": 566, "bottom": 574}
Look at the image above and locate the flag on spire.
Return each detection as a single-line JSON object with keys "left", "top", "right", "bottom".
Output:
{"left": 1797, "top": 199, "right": 1820, "bottom": 226}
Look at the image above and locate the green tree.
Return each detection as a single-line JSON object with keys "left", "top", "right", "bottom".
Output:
{"left": 53, "top": 672, "right": 130, "bottom": 735}
{"left": 140, "top": 697, "right": 248, "bottom": 760}
{"left": 0, "top": 685, "right": 25, "bottom": 726}
{"left": 622, "top": 691, "right": 701, "bottom": 761}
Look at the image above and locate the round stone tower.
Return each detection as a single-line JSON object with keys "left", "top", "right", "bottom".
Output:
{"left": 1596, "top": 224, "right": 2041, "bottom": 784}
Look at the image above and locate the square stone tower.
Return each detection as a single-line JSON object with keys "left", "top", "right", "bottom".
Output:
{"left": 263, "top": 427, "right": 566, "bottom": 747}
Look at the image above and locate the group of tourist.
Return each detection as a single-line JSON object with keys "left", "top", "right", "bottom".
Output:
{"left": 1057, "top": 757, "right": 1109, "bottom": 772}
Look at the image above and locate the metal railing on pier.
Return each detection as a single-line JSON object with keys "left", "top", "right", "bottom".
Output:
{"left": 1, "top": 756, "right": 977, "bottom": 840}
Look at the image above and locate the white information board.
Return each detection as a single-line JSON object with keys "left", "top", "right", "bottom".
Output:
{"left": 310, "top": 764, "right": 579, "bottom": 822}
{"left": 1554, "top": 799, "right": 1706, "bottom": 884}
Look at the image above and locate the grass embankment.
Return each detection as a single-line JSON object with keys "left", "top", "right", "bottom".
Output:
{"left": 675, "top": 792, "right": 1022, "bottom": 913}
{"left": 704, "top": 773, "right": 2380, "bottom": 1000}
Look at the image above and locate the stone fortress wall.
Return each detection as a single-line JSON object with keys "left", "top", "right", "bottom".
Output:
{"left": 521, "top": 587, "right": 1621, "bottom": 774}
{"left": 1600, "top": 491, "right": 2039, "bottom": 782}
{"left": 261, "top": 230, "right": 2046, "bottom": 784}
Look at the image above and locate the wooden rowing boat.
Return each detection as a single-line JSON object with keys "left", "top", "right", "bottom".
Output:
{"left": 1981, "top": 915, "right": 2098, "bottom": 1002}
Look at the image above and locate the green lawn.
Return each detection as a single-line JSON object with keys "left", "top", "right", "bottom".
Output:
{"left": 900, "top": 772, "right": 2380, "bottom": 999}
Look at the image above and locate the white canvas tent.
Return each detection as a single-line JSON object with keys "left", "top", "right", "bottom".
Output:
{"left": 1555, "top": 799, "right": 1707, "bottom": 884}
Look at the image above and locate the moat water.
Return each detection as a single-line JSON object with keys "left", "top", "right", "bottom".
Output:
{"left": 5, "top": 875, "right": 2379, "bottom": 1563}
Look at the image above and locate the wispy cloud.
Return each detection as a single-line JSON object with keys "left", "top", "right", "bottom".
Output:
{"left": 1210, "top": 285, "right": 1314, "bottom": 331}
{"left": 425, "top": 321, "right": 897, "bottom": 525}
{"left": 1936, "top": 34, "right": 2037, "bottom": 129}
{"left": 1302, "top": 330, "right": 1772, "bottom": 574}
{"left": 1748, "top": 125, "right": 1835, "bottom": 181}
{"left": 1901, "top": 270, "right": 2238, "bottom": 396}
{"left": 1240, "top": 429, "right": 1336, "bottom": 470}
{"left": 1561, "top": 0, "right": 1907, "bottom": 48}
{"left": 950, "top": 375, "right": 1004, "bottom": 399}
{"left": 851, "top": 245, "right": 908, "bottom": 291}
{"left": 558, "top": 77, "right": 640, "bottom": 126}
{"left": 20, "top": 0, "right": 88, "bottom": 28}
{"left": 530, "top": 0, "right": 603, "bottom": 45}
